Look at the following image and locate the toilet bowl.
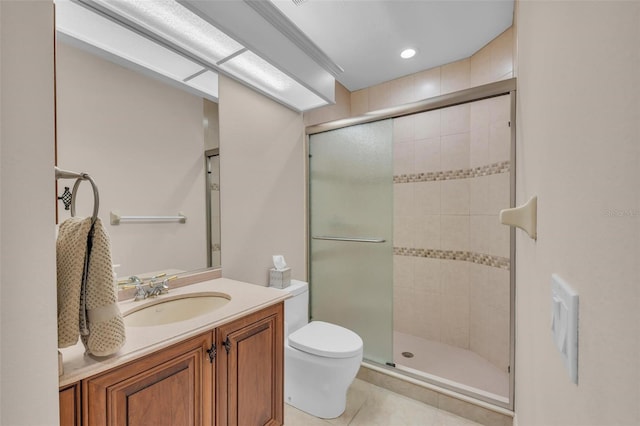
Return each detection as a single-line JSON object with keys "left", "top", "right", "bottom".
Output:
{"left": 280, "top": 280, "right": 363, "bottom": 419}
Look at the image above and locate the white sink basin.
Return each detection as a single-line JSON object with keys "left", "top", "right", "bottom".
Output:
{"left": 124, "top": 293, "right": 231, "bottom": 327}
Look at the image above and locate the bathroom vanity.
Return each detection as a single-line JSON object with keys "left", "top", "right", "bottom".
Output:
{"left": 58, "top": 278, "right": 287, "bottom": 426}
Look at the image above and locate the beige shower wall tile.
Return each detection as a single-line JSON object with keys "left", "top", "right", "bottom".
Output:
{"left": 415, "top": 214, "right": 441, "bottom": 249}
{"left": 414, "top": 288, "right": 442, "bottom": 341}
{"left": 441, "top": 179, "right": 470, "bottom": 215}
{"left": 441, "top": 59, "right": 470, "bottom": 94}
{"left": 413, "top": 67, "right": 442, "bottom": 101}
{"left": 488, "top": 314, "right": 510, "bottom": 371}
{"left": 394, "top": 182, "right": 415, "bottom": 217}
{"left": 394, "top": 254, "right": 415, "bottom": 289}
{"left": 394, "top": 215, "right": 419, "bottom": 248}
{"left": 394, "top": 114, "right": 414, "bottom": 144}
{"left": 488, "top": 172, "right": 511, "bottom": 213}
{"left": 469, "top": 263, "right": 491, "bottom": 361}
{"left": 469, "top": 175, "right": 491, "bottom": 215}
{"left": 441, "top": 133, "right": 470, "bottom": 172}
{"left": 441, "top": 215, "right": 469, "bottom": 251}
{"left": 469, "top": 215, "right": 490, "bottom": 254}
{"left": 489, "top": 122, "right": 511, "bottom": 164}
{"left": 491, "top": 27, "right": 514, "bottom": 80}
{"left": 351, "top": 89, "right": 369, "bottom": 117}
{"left": 470, "top": 42, "right": 492, "bottom": 88}
{"left": 440, "top": 260, "right": 470, "bottom": 349}
{"left": 394, "top": 285, "right": 414, "bottom": 335}
{"left": 414, "top": 257, "right": 441, "bottom": 293}
{"left": 441, "top": 103, "right": 471, "bottom": 136}
{"left": 394, "top": 141, "right": 415, "bottom": 175}
{"left": 470, "top": 126, "right": 490, "bottom": 169}
{"left": 470, "top": 267, "right": 510, "bottom": 370}
{"left": 488, "top": 267, "right": 511, "bottom": 312}
{"left": 470, "top": 98, "right": 491, "bottom": 129}
{"left": 414, "top": 109, "right": 441, "bottom": 140}
{"left": 369, "top": 74, "right": 414, "bottom": 111}
{"left": 411, "top": 67, "right": 441, "bottom": 102}
{"left": 414, "top": 137, "right": 441, "bottom": 173}
{"left": 487, "top": 213, "right": 511, "bottom": 258}
{"left": 415, "top": 181, "right": 441, "bottom": 216}
{"left": 490, "top": 95, "right": 511, "bottom": 124}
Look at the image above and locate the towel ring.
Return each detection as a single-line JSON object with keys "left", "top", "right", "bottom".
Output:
{"left": 71, "top": 174, "right": 100, "bottom": 223}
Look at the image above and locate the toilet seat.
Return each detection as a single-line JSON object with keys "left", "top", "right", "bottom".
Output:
{"left": 288, "top": 321, "right": 363, "bottom": 359}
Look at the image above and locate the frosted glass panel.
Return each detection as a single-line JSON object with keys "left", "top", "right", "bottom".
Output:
{"left": 309, "top": 119, "right": 393, "bottom": 365}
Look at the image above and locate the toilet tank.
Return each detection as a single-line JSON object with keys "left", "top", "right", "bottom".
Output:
{"left": 283, "top": 280, "right": 309, "bottom": 334}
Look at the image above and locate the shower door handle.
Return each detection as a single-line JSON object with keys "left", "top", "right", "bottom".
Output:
{"left": 312, "top": 236, "right": 386, "bottom": 243}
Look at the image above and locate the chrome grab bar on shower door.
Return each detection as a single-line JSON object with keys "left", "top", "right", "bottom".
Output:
{"left": 312, "top": 236, "right": 386, "bottom": 243}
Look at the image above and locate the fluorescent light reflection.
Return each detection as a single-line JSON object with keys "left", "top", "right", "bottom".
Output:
{"left": 221, "top": 51, "right": 327, "bottom": 111}
{"left": 185, "top": 71, "right": 219, "bottom": 96}
{"left": 93, "top": 0, "right": 244, "bottom": 64}
{"left": 56, "top": 0, "right": 204, "bottom": 81}
{"left": 56, "top": 0, "right": 329, "bottom": 111}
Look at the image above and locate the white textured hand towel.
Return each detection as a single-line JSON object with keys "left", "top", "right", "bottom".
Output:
{"left": 57, "top": 217, "right": 126, "bottom": 356}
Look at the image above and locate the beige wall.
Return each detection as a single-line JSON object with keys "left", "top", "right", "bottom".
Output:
{"left": 515, "top": 1, "right": 639, "bottom": 425}
{"left": 219, "top": 75, "right": 306, "bottom": 286}
{"left": 0, "top": 1, "right": 59, "bottom": 423}
{"left": 305, "top": 27, "right": 514, "bottom": 126}
{"left": 56, "top": 43, "right": 207, "bottom": 278}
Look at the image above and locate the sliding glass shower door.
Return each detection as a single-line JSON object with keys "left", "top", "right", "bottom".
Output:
{"left": 309, "top": 119, "right": 394, "bottom": 365}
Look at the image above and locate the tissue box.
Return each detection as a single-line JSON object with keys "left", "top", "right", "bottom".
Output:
{"left": 269, "top": 267, "right": 291, "bottom": 289}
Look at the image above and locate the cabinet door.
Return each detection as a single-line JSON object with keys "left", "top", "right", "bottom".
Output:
{"left": 59, "top": 382, "right": 81, "bottom": 426}
{"left": 84, "top": 332, "right": 215, "bottom": 426}
{"left": 217, "top": 303, "right": 284, "bottom": 426}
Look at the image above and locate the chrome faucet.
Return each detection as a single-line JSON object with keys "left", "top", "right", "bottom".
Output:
{"left": 147, "top": 277, "right": 169, "bottom": 297}
{"left": 129, "top": 276, "right": 148, "bottom": 301}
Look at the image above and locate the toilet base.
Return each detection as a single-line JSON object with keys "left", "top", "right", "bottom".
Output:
{"left": 284, "top": 343, "right": 361, "bottom": 419}
{"left": 284, "top": 384, "right": 347, "bottom": 419}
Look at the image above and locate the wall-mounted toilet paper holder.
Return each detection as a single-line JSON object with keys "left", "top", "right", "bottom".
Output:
{"left": 500, "top": 196, "right": 537, "bottom": 240}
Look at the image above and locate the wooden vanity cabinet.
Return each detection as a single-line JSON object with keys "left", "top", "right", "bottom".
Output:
{"left": 216, "top": 303, "right": 284, "bottom": 426}
{"left": 59, "top": 382, "right": 81, "bottom": 426}
{"left": 83, "top": 332, "right": 214, "bottom": 426}
{"left": 74, "top": 302, "right": 284, "bottom": 426}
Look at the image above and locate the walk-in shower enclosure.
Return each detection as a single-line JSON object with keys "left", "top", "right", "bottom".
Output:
{"left": 307, "top": 79, "right": 516, "bottom": 409}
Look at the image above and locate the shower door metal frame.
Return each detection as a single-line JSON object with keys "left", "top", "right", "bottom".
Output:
{"left": 306, "top": 78, "right": 517, "bottom": 411}
{"left": 205, "top": 148, "right": 220, "bottom": 268}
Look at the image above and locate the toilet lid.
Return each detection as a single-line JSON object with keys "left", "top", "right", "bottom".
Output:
{"left": 288, "top": 321, "right": 363, "bottom": 359}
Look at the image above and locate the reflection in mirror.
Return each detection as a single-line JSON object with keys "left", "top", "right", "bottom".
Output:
{"left": 56, "top": 41, "right": 220, "bottom": 280}
{"left": 206, "top": 149, "right": 221, "bottom": 268}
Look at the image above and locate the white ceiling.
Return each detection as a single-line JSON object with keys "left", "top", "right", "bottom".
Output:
{"left": 271, "top": 0, "right": 514, "bottom": 91}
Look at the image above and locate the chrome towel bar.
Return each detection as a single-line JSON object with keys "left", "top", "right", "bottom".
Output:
{"left": 110, "top": 211, "right": 187, "bottom": 225}
{"left": 312, "top": 235, "right": 386, "bottom": 243}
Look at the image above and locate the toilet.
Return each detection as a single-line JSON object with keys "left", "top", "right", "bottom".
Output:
{"left": 281, "top": 280, "right": 363, "bottom": 419}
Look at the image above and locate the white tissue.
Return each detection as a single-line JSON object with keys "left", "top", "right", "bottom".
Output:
{"left": 273, "top": 255, "right": 287, "bottom": 271}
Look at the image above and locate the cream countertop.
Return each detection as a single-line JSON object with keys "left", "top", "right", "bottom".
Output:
{"left": 59, "top": 277, "right": 290, "bottom": 387}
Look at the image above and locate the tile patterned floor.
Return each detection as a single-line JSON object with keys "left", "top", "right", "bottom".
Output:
{"left": 284, "top": 379, "right": 482, "bottom": 426}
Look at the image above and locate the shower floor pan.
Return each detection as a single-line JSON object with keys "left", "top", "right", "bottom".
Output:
{"left": 393, "top": 331, "right": 508, "bottom": 402}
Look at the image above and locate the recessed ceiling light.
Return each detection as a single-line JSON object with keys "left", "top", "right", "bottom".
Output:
{"left": 400, "top": 48, "right": 416, "bottom": 59}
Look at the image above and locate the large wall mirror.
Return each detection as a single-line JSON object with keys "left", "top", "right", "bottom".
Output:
{"left": 55, "top": 40, "right": 221, "bottom": 280}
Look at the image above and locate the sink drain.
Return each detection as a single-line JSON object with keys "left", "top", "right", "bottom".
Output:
{"left": 401, "top": 351, "right": 414, "bottom": 358}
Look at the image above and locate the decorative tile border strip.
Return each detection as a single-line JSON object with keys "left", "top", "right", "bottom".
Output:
{"left": 394, "top": 246, "right": 510, "bottom": 270}
{"left": 394, "top": 161, "right": 510, "bottom": 184}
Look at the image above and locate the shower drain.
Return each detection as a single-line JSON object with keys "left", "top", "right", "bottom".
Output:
{"left": 401, "top": 351, "right": 414, "bottom": 358}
